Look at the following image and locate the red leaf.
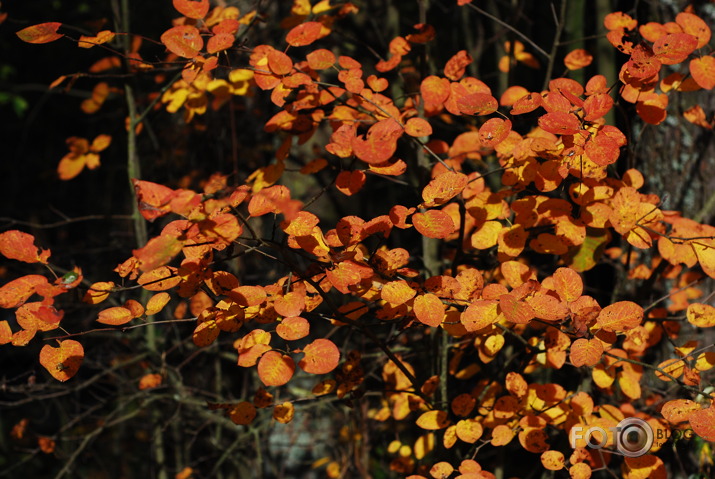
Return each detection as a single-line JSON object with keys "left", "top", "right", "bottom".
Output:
{"left": 478, "top": 118, "right": 511, "bottom": 147}
{"left": 39, "top": 340, "right": 84, "bottom": 381}
{"left": 133, "top": 234, "right": 185, "bottom": 272}
{"left": 207, "top": 33, "right": 234, "bottom": 54}
{"left": 0, "top": 230, "right": 51, "bottom": 264}
{"left": 412, "top": 210, "right": 456, "bottom": 239}
{"left": 299, "top": 338, "right": 340, "bottom": 374}
{"left": 653, "top": 33, "right": 698, "bottom": 65}
{"left": 457, "top": 92, "right": 498, "bottom": 116}
{"left": 352, "top": 118, "right": 403, "bottom": 165}
{"left": 286, "top": 21, "right": 323, "bottom": 47}
{"left": 538, "top": 112, "right": 582, "bottom": 135}
{"left": 132, "top": 179, "right": 177, "bottom": 221}
{"left": 161, "top": 25, "right": 203, "bottom": 59}
{"left": 0, "top": 275, "right": 52, "bottom": 309}
{"left": 173, "top": 0, "right": 209, "bottom": 19}
{"left": 16, "top": 22, "right": 63, "bottom": 44}
{"left": 335, "top": 170, "right": 366, "bottom": 196}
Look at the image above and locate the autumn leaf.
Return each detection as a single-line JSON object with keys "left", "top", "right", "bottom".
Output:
{"left": 569, "top": 338, "right": 604, "bottom": 367}
{"left": 412, "top": 210, "right": 456, "bottom": 239}
{"left": 0, "top": 230, "right": 51, "bottom": 264}
{"left": 298, "top": 338, "right": 340, "bottom": 374}
{"left": 688, "top": 403, "right": 715, "bottom": 441}
{"left": 690, "top": 56, "right": 715, "bottom": 90}
{"left": 286, "top": 21, "right": 323, "bottom": 47}
{"left": 413, "top": 293, "right": 445, "bottom": 327}
{"left": 97, "top": 306, "right": 133, "bottom": 325}
{"left": 538, "top": 111, "right": 582, "bottom": 135}
{"left": 686, "top": 303, "right": 715, "bottom": 328}
{"left": 172, "top": 0, "right": 209, "bottom": 19}
{"left": 161, "top": 25, "right": 203, "bottom": 58}
{"left": 39, "top": 340, "right": 84, "bottom": 381}
{"left": 416, "top": 410, "right": 450, "bottom": 430}
{"left": 17, "top": 22, "right": 63, "bottom": 44}
{"left": 596, "top": 301, "right": 643, "bottom": 332}
{"left": 422, "top": 171, "right": 468, "bottom": 207}
{"left": 258, "top": 351, "right": 295, "bottom": 386}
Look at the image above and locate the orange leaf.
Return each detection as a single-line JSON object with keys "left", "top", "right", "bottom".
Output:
{"left": 429, "top": 462, "right": 454, "bottom": 478}
{"left": 161, "top": 25, "right": 203, "bottom": 59}
{"left": 335, "top": 170, "right": 366, "bottom": 196}
{"left": 299, "top": 338, "right": 340, "bottom": 374}
{"left": 138, "top": 373, "right": 163, "bottom": 390}
{"left": 690, "top": 56, "right": 715, "bottom": 90}
{"left": 552, "top": 267, "right": 583, "bottom": 303}
{"left": 564, "top": 49, "right": 593, "bottom": 70}
{"left": 461, "top": 300, "right": 498, "bottom": 332}
{"left": 490, "top": 424, "right": 515, "bottom": 446}
{"left": 133, "top": 179, "right": 176, "bottom": 221}
{"left": 173, "top": 0, "right": 209, "bottom": 19}
{"left": 661, "top": 399, "right": 700, "bottom": 424}
{"left": 412, "top": 210, "right": 455, "bottom": 239}
{"left": 193, "top": 319, "right": 219, "bottom": 347}
{"left": 541, "top": 450, "right": 566, "bottom": 471}
{"left": 0, "top": 275, "right": 52, "bottom": 309}
{"left": 306, "top": 49, "right": 335, "bottom": 70}
{"left": 596, "top": 301, "right": 643, "bottom": 332}
{"left": 538, "top": 111, "right": 581, "bottom": 135}
{"left": 273, "top": 401, "right": 295, "bottom": 424}
{"left": 229, "top": 401, "right": 257, "bottom": 425}
{"left": 97, "top": 306, "right": 133, "bottom": 325}
{"left": 258, "top": 351, "right": 295, "bottom": 386}
{"left": 478, "top": 118, "right": 511, "bottom": 147}
{"left": 276, "top": 316, "right": 310, "bottom": 341}
{"left": 456, "top": 92, "right": 498, "bottom": 116}
{"left": 352, "top": 118, "right": 403, "bottom": 165}
{"left": 138, "top": 266, "right": 181, "bottom": 291}
{"left": 381, "top": 280, "right": 416, "bottom": 305}
{"left": 16, "top": 22, "right": 63, "bottom": 44}
{"left": 569, "top": 338, "right": 604, "bottom": 367}
{"left": 404, "top": 117, "right": 432, "bottom": 137}
{"left": 207, "top": 33, "right": 235, "bottom": 54}
{"left": 0, "top": 230, "right": 51, "bottom": 264}
{"left": 499, "top": 293, "right": 535, "bottom": 324}
{"left": 146, "top": 292, "right": 171, "bottom": 316}
{"left": 653, "top": 33, "right": 698, "bottom": 65}
{"left": 133, "top": 234, "right": 185, "bottom": 272}
{"left": 416, "top": 410, "right": 450, "bottom": 430}
{"left": 39, "top": 340, "right": 84, "bottom": 381}
{"left": 687, "top": 303, "right": 715, "bottom": 327}
{"left": 455, "top": 418, "right": 483, "bottom": 443}
{"left": 687, "top": 403, "right": 715, "bottom": 441}
{"left": 413, "top": 293, "right": 445, "bottom": 327}
{"left": 676, "top": 12, "right": 711, "bottom": 49}
{"left": 422, "top": 171, "right": 468, "bottom": 208}
{"left": 286, "top": 21, "right": 323, "bottom": 47}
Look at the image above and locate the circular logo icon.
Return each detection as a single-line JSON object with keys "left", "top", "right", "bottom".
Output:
{"left": 615, "top": 418, "right": 654, "bottom": 457}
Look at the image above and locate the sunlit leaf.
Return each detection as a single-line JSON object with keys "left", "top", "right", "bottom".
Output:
{"left": 0, "top": 230, "right": 51, "bottom": 264}
{"left": 97, "top": 306, "right": 133, "bottom": 325}
{"left": 173, "top": 0, "right": 209, "bottom": 19}
{"left": 161, "top": 25, "right": 203, "bottom": 58}
{"left": 569, "top": 338, "right": 604, "bottom": 367}
{"left": 596, "top": 301, "right": 643, "bottom": 332}
{"left": 258, "top": 350, "right": 295, "bottom": 386}
{"left": 299, "top": 338, "right": 340, "bottom": 374}
{"left": 16, "top": 22, "right": 63, "bottom": 44}
{"left": 286, "top": 21, "right": 323, "bottom": 47}
{"left": 412, "top": 210, "right": 456, "bottom": 239}
{"left": 416, "top": 410, "right": 450, "bottom": 430}
{"left": 39, "top": 340, "right": 84, "bottom": 381}
{"left": 690, "top": 56, "right": 715, "bottom": 90}
{"left": 686, "top": 303, "right": 715, "bottom": 328}
{"left": 688, "top": 403, "right": 715, "bottom": 441}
